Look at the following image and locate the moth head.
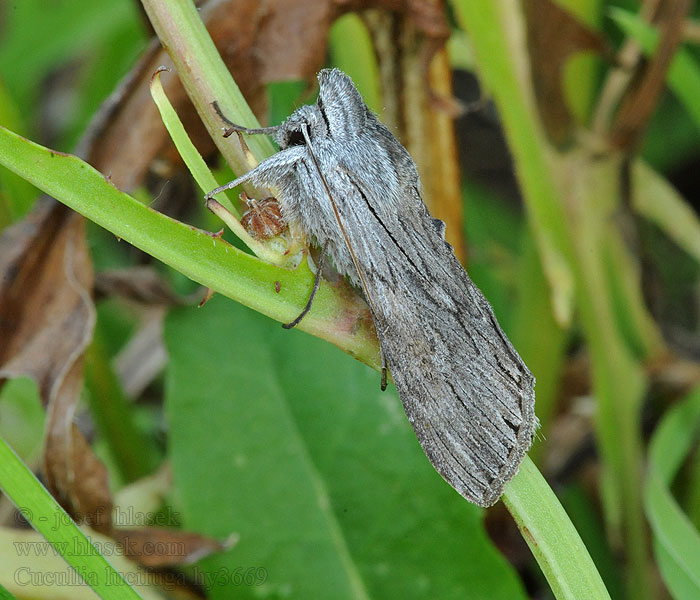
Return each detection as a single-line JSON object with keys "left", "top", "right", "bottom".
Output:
{"left": 276, "top": 105, "right": 327, "bottom": 150}
{"left": 316, "top": 68, "right": 368, "bottom": 138}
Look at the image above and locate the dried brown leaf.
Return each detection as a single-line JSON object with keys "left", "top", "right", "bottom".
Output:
{"left": 95, "top": 266, "right": 184, "bottom": 305}
{"left": 0, "top": 201, "right": 94, "bottom": 393}
{"left": 45, "top": 422, "right": 114, "bottom": 534}
{"left": 113, "top": 527, "right": 236, "bottom": 568}
{"left": 610, "top": 0, "right": 692, "bottom": 149}
{"left": 523, "top": 0, "right": 607, "bottom": 145}
{"left": 79, "top": 0, "right": 451, "bottom": 193}
{"left": 0, "top": 199, "right": 110, "bottom": 530}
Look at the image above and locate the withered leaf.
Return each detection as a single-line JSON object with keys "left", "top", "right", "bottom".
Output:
{"left": 113, "top": 527, "right": 236, "bottom": 568}
{"left": 610, "top": 0, "right": 692, "bottom": 149}
{"left": 79, "top": 0, "right": 451, "bottom": 193}
{"left": 95, "top": 266, "right": 185, "bottom": 305}
{"left": 523, "top": 0, "right": 607, "bottom": 145}
{"left": 0, "top": 199, "right": 109, "bottom": 530}
{"left": 0, "top": 200, "right": 94, "bottom": 393}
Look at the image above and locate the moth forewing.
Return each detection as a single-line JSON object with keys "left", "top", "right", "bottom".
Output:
{"left": 298, "top": 124, "right": 388, "bottom": 387}
{"left": 207, "top": 68, "right": 536, "bottom": 507}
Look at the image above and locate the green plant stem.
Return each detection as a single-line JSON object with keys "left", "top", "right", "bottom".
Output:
{"left": 0, "top": 435, "right": 142, "bottom": 600}
{"left": 147, "top": 0, "right": 611, "bottom": 597}
{"left": 149, "top": 67, "right": 291, "bottom": 265}
{"left": 83, "top": 326, "right": 159, "bottom": 483}
{"left": 504, "top": 458, "right": 611, "bottom": 600}
{"left": 140, "top": 0, "right": 275, "bottom": 178}
{"left": 0, "top": 124, "right": 380, "bottom": 370}
{"left": 451, "top": 2, "right": 652, "bottom": 598}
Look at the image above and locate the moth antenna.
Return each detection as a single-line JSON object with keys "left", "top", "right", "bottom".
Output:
{"left": 282, "top": 243, "right": 328, "bottom": 329}
{"left": 211, "top": 101, "right": 282, "bottom": 137}
{"left": 299, "top": 123, "right": 389, "bottom": 389}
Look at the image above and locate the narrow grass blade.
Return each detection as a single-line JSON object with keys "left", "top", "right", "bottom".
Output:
{"left": 644, "top": 388, "right": 700, "bottom": 599}
{"left": 0, "top": 436, "right": 142, "bottom": 600}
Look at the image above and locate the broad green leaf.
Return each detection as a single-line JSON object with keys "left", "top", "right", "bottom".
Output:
{"left": 165, "top": 295, "right": 527, "bottom": 600}
{"left": 644, "top": 388, "right": 700, "bottom": 600}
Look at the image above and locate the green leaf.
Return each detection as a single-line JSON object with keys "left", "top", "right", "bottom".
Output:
{"left": 0, "top": 436, "right": 142, "bottom": 599}
{"left": 0, "top": 378, "right": 44, "bottom": 463}
{"left": 0, "top": 580, "right": 18, "bottom": 600}
{"left": 165, "top": 295, "right": 528, "bottom": 600}
{"left": 633, "top": 161, "right": 700, "bottom": 266}
{"left": 329, "top": 14, "right": 383, "bottom": 116}
{"left": 644, "top": 387, "right": 700, "bottom": 599}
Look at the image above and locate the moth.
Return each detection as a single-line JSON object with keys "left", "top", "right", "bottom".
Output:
{"left": 206, "top": 69, "right": 536, "bottom": 507}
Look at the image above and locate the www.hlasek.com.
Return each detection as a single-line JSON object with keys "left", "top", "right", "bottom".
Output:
{"left": 14, "top": 536, "right": 185, "bottom": 559}
{"left": 14, "top": 566, "right": 269, "bottom": 589}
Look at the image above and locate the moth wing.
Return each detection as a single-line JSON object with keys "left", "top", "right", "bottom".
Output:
{"left": 332, "top": 167, "right": 536, "bottom": 507}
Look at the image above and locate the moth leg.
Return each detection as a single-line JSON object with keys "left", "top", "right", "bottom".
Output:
{"left": 205, "top": 146, "right": 306, "bottom": 202}
{"left": 223, "top": 123, "right": 282, "bottom": 138}
{"left": 204, "top": 171, "right": 256, "bottom": 202}
{"left": 380, "top": 347, "right": 387, "bottom": 391}
{"left": 211, "top": 101, "right": 282, "bottom": 138}
{"left": 282, "top": 244, "right": 328, "bottom": 330}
